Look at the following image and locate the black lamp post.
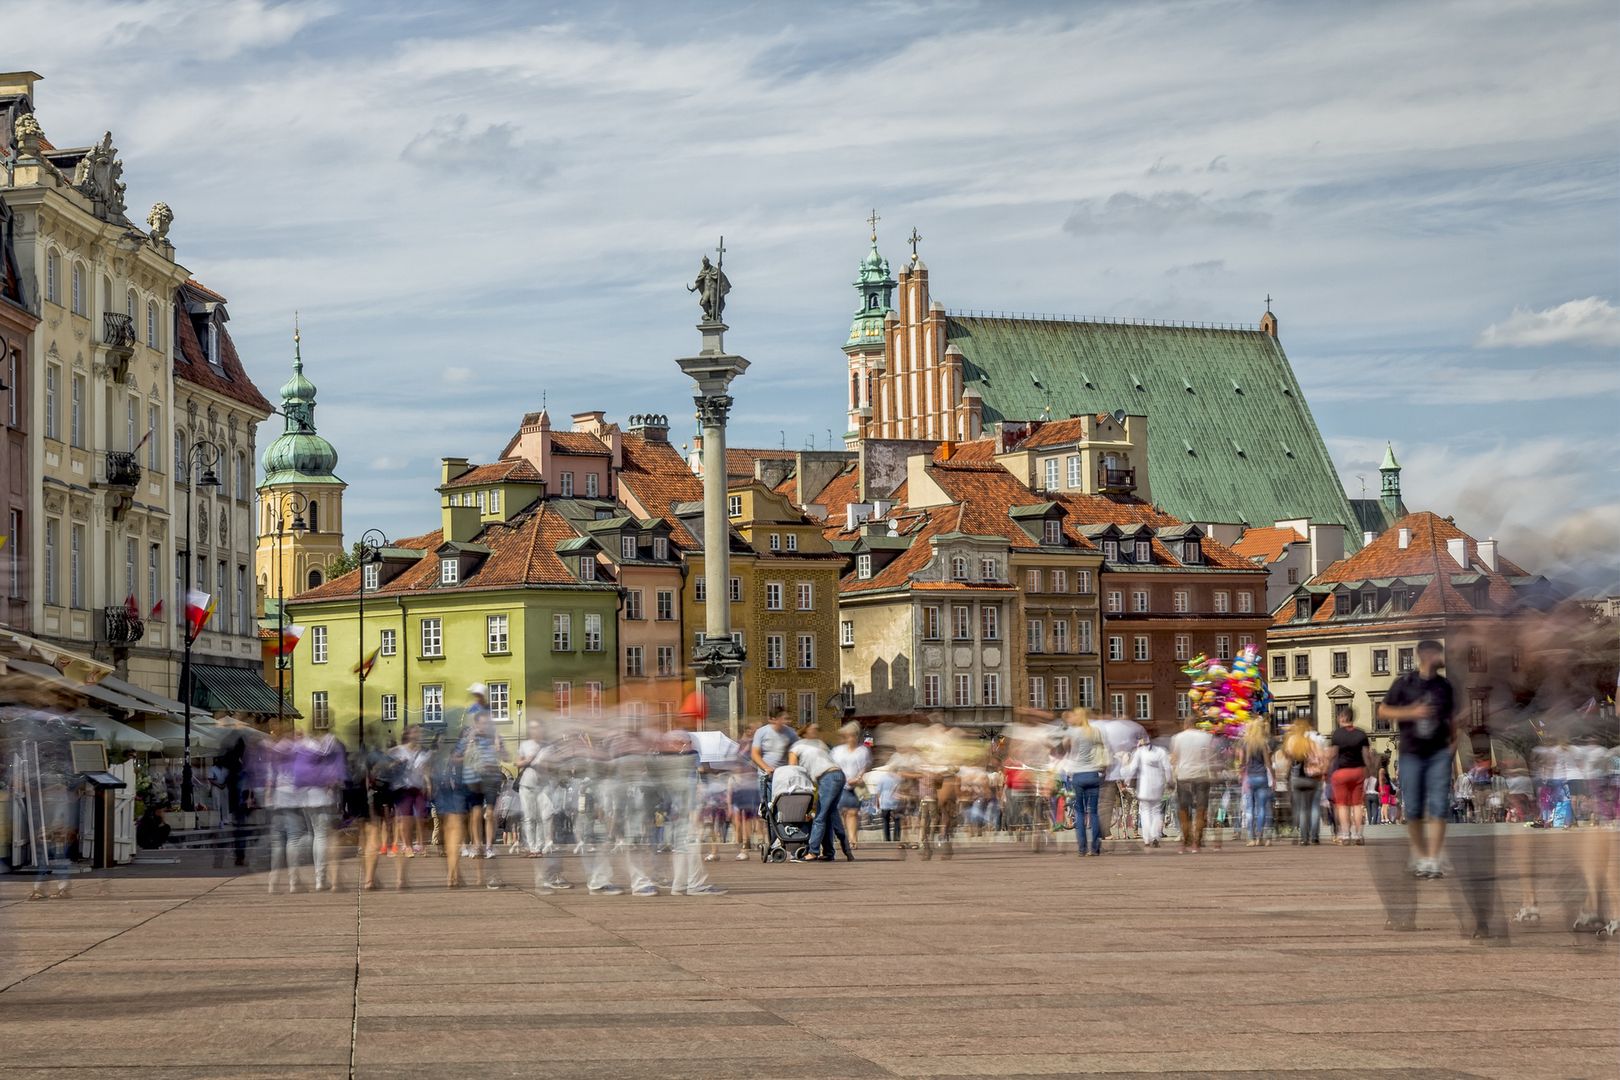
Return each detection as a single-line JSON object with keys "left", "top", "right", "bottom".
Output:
{"left": 269, "top": 492, "right": 309, "bottom": 735}
{"left": 180, "top": 438, "right": 223, "bottom": 813}
{"left": 356, "top": 528, "right": 387, "bottom": 749}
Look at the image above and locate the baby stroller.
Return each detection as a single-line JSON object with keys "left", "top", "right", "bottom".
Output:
{"left": 761, "top": 764, "right": 816, "bottom": 862}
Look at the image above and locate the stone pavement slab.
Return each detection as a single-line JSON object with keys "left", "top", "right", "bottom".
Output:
{"left": 1, "top": 831, "right": 1616, "bottom": 1078}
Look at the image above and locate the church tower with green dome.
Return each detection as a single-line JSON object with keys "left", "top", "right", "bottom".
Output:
{"left": 254, "top": 323, "right": 347, "bottom": 609}
{"left": 843, "top": 212, "right": 896, "bottom": 446}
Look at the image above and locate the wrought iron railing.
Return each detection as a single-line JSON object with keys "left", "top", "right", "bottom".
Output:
{"left": 104, "top": 450, "right": 142, "bottom": 488}
{"left": 103, "top": 605, "right": 145, "bottom": 647}
{"left": 103, "top": 312, "right": 136, "bottom": 350}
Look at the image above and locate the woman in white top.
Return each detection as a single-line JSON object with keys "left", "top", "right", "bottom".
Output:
{"left": 829, "top": 722, "right": 871, "bottom": 851}
{"left": 1063, "top": 711, "right": 1110, "bottom": 857}
{"left": 515, "top": 720, "right": 548, "bottom": 855}
{"left": 1121, "top": 738, "right": 1172, "bottom": 848}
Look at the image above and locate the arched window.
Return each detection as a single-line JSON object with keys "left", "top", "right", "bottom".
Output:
{"left": 175, "top": 428, "right": 187, "bottom": 476}
{"left": 45, "top": 250, "right": 60, "bottom": 304}
{"left": 951, "top": 554, "right": 968, "bottom": 581}
{"left": 146, "top": 300, "right": 158, "bottom": 348}
{"left": 71, "top": 263, "right": 85, "bottom": 315}
{"left": 236, "top": 452, "right": 248, "bottom": 498}
{"left": 307, "top": 568, "right": 323, "bottom": 590}
{"left": 307, "top": 500, "right": 319, "bottom": 533}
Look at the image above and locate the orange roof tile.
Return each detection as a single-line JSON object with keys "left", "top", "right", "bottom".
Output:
{"left": 724, "top": 447, "right": 795, "bottom": 482}
{"left": 1231, "top": 525, "right": 1304, "bottom": 564}
{"left": 548, "top": 431, "right": 610, "bottom": 456}
{"left": 617, "top": 434, "right": 705, "bottom": 548}
{"left": 441, "top": 458, "right": 542, "bottom": 489}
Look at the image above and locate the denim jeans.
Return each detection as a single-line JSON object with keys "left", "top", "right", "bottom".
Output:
{"left": 807, "top": 770, "right": 848, "bottom": 858}
{"left": 1069, "top": 771, "right": 1103, "bottom": 854}
{"left": 1399, "top": 749, "right": 1453, "bottom": 821}
{"left": 1289, "top": 777, "right": 1321, "bottom": 842}
{"left": 1242, "top": 777, "right": 1271, "bottom": 840}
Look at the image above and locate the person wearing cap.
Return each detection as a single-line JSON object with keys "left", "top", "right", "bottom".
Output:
{"left": 1378, "top": 640, "right": 1458, "bottom": 879}
{"left": 455, "top": 683, "right": 508, "bottom": 865}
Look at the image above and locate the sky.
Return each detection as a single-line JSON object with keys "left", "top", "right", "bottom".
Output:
{"left": 10, "top": 0, "right": 1619, "bottom": 591}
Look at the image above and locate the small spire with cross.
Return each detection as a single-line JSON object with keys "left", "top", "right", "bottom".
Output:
{"left": 715, "top": 235, "right": 726, "bottom": 270}
{"left": 907, "top": 226, "right": 922, "bottom": 263}
{"left": 866, "top": 208, "right": 881, "bottom": 242}
{"left": 1265, "top": 292, "right": 1273, "bottom": 312}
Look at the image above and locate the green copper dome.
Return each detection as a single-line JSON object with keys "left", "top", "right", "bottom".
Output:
{"left": 845, "top": 232, "right": 895, "bottom": 351}
{"left": 261, "top": 332, "right": 343, "bottom": 487}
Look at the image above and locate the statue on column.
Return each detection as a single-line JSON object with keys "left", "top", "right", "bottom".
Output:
{"left": 687, "top": 253, "right": 730, "bottom": 323}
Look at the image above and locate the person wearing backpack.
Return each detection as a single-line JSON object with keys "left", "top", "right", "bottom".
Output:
{"left": 1282, "top": 716, "right": 1327, "bottom": 845}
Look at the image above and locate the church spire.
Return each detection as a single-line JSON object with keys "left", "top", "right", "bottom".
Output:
{"left": 1379, "top": 441, "right": 1404, "bottom": 518}
{"left": 263, "top": 321, "right": 339, "bottom": 484}
{"left": 846, "top": 212, "right": 895, "bottom": 351}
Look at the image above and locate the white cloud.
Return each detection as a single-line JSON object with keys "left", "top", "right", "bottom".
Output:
{"left": 444, "top": 367, "right": 476, "bottom": 385}
{"left": 1476, "top": 297, "right": 1620, "bottom": 348}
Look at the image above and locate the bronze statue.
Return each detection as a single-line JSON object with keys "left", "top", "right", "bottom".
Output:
{"left": 688, "top": 253, "right": 730, "bottom": 322}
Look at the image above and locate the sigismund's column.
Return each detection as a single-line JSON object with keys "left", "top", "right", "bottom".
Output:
{"left": 678, "top": 240, "right": 749, "bottom": 733}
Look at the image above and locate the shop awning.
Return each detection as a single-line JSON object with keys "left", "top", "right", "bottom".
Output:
{"left": 97, "top": 674, "right": 192, "bottom": 718}
{"left": 131, "top": 714, "right": 223, "bottom": 753}
{"left": 68, "top": 709, "right": 163, "bottom": 753}
{"left": 0, "top": 627, "right": 115, "bottom": 684}
{"left": 189, "top": 663, "right": 291, "bottom": 717}
{"left": 5, "top": 658, "right": 158, "bottom": 715}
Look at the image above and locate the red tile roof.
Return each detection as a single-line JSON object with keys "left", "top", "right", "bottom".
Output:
{"left": 1049, "top": 491, "right": 1256, "bottom": 571}
{"left": 724, "top": 447, "right": 795, "bottom": 481}
{"left": 617, "top": 434, "right": 705, "bottom": 548}
{"left": 934, "top": 439, "right": 997, "bottom": 464}
{"left": 549, "top": 431, "right": 610, "bottom": 456}
{"left": 1231, "top": 525, "right": 1304, "bottom": 564}
{"left": 291, "top": 508, "right": 601, "bottom": 603}
{"left": 441, "top": 458, "right": 542, "bottom": 489}
{"left": 172, "top": 282, "right": 273, "bottom": 414}
{"left": 1019, "top": 417, "right": 1093, "bottom": 450}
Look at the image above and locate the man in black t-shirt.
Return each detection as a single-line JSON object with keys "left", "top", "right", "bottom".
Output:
{"left": 1377, "top": 640, "right": 1457, "bottom": 878}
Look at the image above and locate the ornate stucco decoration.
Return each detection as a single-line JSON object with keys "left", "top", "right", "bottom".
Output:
{"left": 72, "top": 132, "right": 128, "bottom": 219}
{"left": 146, "top": 202, "right": 173, "bottom": 244}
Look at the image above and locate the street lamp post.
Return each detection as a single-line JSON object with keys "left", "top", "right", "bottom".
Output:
{"left": 180, "top": 438, "right": 223, "bottom": 813}
{"left": 269, "top": 492, "right": 310, "bottom": 734}
{"left": 356, "top": 528, "right": 387, "bottom": 749}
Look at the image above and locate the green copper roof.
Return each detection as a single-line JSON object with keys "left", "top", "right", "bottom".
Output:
{"left": 1381, "top": 442, "right": 1400, "bottom": 471}
{"left": 945, "top": 315, "right": 1359, "bottom": 538}
{"left": 261, "top": 331, "right": 342, "bottom": 487}
{"left": 845, "top": 234, "right": 895, "bottom": 352}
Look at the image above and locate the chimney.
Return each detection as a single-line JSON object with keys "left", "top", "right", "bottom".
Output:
{"left": 1478, "top": 538, "right": 1499, "bottom": 572}
{"left": 1397, "top": 527, "right": 1410, "bottom": 550}
{"left": 627, "top": 413, "right": 670, "bottom": 443}
{"left": 1307, "top": 523, "right": 1345, "bottom": 576}
{"left": 571, "top": 410, "right": 607, "bottom": 434}
{"left": 440, "top": 456, "right": 470, "bottom": 485}
{"left": 1446, "top": 537, "right": 1468, "bottom": 568}
{"left": 1362, "top": 530, "right": 1377, "bottom": 547}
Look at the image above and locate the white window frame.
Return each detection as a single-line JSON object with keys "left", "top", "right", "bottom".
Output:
{"left": 625, "top": 645, "right": 644, "bottom": 677}
{"left": 421, "top": 618, "right": 443, "bottom": 657}
{"left": 624, "top": 588, "right": 643, "bottom": 620}
{"left": 1066, "top": 455, "right": 1081, "bottom": 487}
{"left": 585, "top": 473, "right": 598, "bottom": 498}
{"left": 923, "top": 605, "right": 941, "bottom": 641}
{"left": 796, "top": 582, "right": 814, "bottom": 611}
{"left": 1132, "top": 589, "right": 1149, "bottom": 613}
{"left": 311, "top": 625, "right": 328, "bottom": 664}
{"left": 487, "top": 613, "right": 509, "bottom": 653}
{"left": 578, "top": 556, "right": 596, "bottom": 581}
{"left": 1174, "top": 633, "right": 1191, "bottom": 661}
{"left": 488, "top": 682, "right": 511, "bottom": 721}
{"left": 653, "top": 537, "right": 668, "bottom": 560}
{"left": 840, "top": 620, "right": 855, "bottom": 647}
{"left": 423, "top": 685, "right": 444, "bottom": 724}
{"left": 728, "top": 577, "right": 742, "bottom": 602}
{"left": 765, "top": 634, "right": 784, "bottom": 670}
{"left": 1043, "top": 458, "right": 1059, "bottom": 489}
{"left": 655, "top": 590, "right": 675, "bottom": 620}
{"left": 311, "top": 691, "right": 330, "bottom": 729}
{"left": 953, "top": 605, "right": 972, "bottom": 640}
{"left": 954, "top": 673, "right": 973, "bottom": 707}
{"left": 768, "top": 532, "right": 780, "bottom": 551}
{"left": 1173, "top": 590, "right": 1190, "bottom": 613}
{"left": 656, "top": 645, "right": 676, "bottom": 676}
{"left": 1110, "top": 691, "right": 1126, "bottom": 718}
{"left": 1106, "top": 590, "right": 1122, "bottom": 613}
{"left": 765, "top": 581, "right": 783, "bottom": 610}
{"left": 440, "top": 557, "right": 458, "bottom": 585}
{"left": 381, "top": 694, "right": 398, "bottom": 723}
{"left": 1027, "top": 619, "right": 1044, "bottom": 654}
{"left": 1216, "top": 634, "right": 1232, "bottom": 660}
{"left": 856, "top": 553, "right": 872, "bottom": 579}
{"left": 621, "top": 535, "right": 637, "bottom": 560}
{"left": 552, "top": 681, "right": 572, "bottom": 715}
{"left": 982, "top": 673, "right": 1001, "bottom": 707}
{"left": 797, "top": 633, "right": 816, "bottom": 670}
{"left": 1237, "top": 591, "right": 1253, "bottom": 613}
{"left": 1108, "top": 635, "right": 1124, "bottom": 662}
{"left": 1134, "top": 540, "right": 1151, "bottom": 563}
{"left": 785, "top": 534, "right": 798, "bottom": 552}
{"left": 1133, "top": 635, "right": 1150, "bottom": 662}
{"left": 553, "top": 613, "right": 572, "bottom": 651}
{"left": 1135, "top": 692, "right": 1151, "bottom": 721}
{"left": 1053, "top": 676, "right": 1071, "bottom": 710}
{"left": 1077, "top": 570, "right": 1092, "bottom": 594}
{"left": 727, "top": 494, "right": 742, "bottom": 517}
{"left": 584, "top": 612, "right": 603, "bottom": 652}
{"left": 922, "top": 674, "right": 941, "bottom": 708}
{"left": 363, "top": 563, "right": 380, "bottom": 591}
{"left": 1051, "top": 569, "right": 1067, "bottom": 593}
{"left": 1053, "top": 619, "right": 1070, "bottom": 653}
{"left": 559, "top": 472, "right": 574, "bottom": 497}
{"left": 1026, "top": 568, "right": 1042, "bottom": 592}
{"left": 1079, "top": 676, "right": 1096, "bottom": 709}
{"left": 980, "top": 557, "right": 999, "bottom": 581}
{"left": 981, "top": 605, "right": 1000, "bottom": 641}
{"left": 380, "top": 627, "right": 397, "bottom": 656}
{"left": 1078, "top": 618, "right": 1093, "bottom": 654}
{"left": 1214, "top": 591, "right": 1230, "bottom": 614}
{"left": 1042, "top": 520, "right": 1061, "bottom": 546}
{"left": 1029, "top": 676, "right": 1046, "bottom": 709}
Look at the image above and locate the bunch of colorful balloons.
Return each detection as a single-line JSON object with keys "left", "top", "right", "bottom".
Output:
{"left": 1183, "top": 644, "right": 1268, "bottom": 736}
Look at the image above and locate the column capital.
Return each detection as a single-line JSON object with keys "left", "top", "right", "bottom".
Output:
{"left": 694, "top": 393, "right": 734, "bottom": 428}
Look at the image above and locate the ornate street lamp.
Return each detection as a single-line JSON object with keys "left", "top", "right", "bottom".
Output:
{"left": 180, "top": 438, "right": 223, "bottom": 812}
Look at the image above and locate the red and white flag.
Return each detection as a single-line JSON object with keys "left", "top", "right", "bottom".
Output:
{"left": 184, "top": 589, "right": 215, "bottom": 642}
{"left": 263, "top": 624, "right": 305, "bottom": 658}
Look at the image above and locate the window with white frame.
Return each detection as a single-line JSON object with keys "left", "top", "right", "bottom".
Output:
{"left": 487, "top": 614, "right": 509, "bottom": 653}
{"left": 1110, "top": 691, "right": 1126, "bottom": 717}
{"left": 1051, "top": 569, "right": 1067, "bottom": 593}
{"left": 1078, "top": 619, "right": 1093, "bottom": 653}
{"left": 1135, "top": 692, "right": 1151, "bottom": 721}
{"left": 421, "top": 618, "right": 443, "bottom": 657}
{"left": 477, "top": 491, "right": 486, "bottom": 513}
{"left": 1108, "top": 635, "right": 1124, "bottom": 661}
{"left": 559, "top": 472, "right": 574, "bottom": 496}
{"left": 1053, "top": 619, "right": 1070, "bottom": 652}
{"left": 45, "top": 250, "right": 59, "bottom": 304}
{"left": 584, "top": 613, "right": 603, "bottom": 651}
{"left": 311, "top": 625, "right": 328, "bottom": 663}
{"left": 584, "top": 682, "right": 602, "bottom": 716}
{"left": 954, "top": 673, "right": 973, "bottom": 707}
{"left": 577, "top": 556, "right": 596, "bottom": 581}
{"left": 840, "top": 620, "right": 854, "bottom": 646}
{"left": 727, "top": 494, "right": 742, "bottom": 517}
{"left": 70, "top": 374, "right": 84, "bottom": 447}
{"left": 1026, "top": 618, "right": 1045, "bottom": 655}
{"left": 857, "top": 553, "right": 872, "bottom": 579}
{"left": 1029, "top": 676, "right": 1046, "bottom": 708}
{"left": 728, "top": 577, "right": 741, "bottom": 602}
{"left": 585, "top": 473, "right": 598, "bottom": 498}
{"left": 490, "top": 490, "right": 501, "bottom": 514}
{"left": 1175, "top": 633, "right": 1191, "bottom": 661}
{"left": 1216, "top": 634, "right": 1231, "bottom": 660}
{"left": 311, "top": 691, "right": 330, "bottom": 729}
{"left": 766, "top": 582, "right": 783, "bottom": 610}
{"left": 624, "top": 589, "right": 643, "bottom": 620}
{"left": 363, "top": 562, "right": 380, "bottom": 591}
{"left": 1133, "top": 635, "right": 1150, "bottom": 661}
{"left": 1079, "top": 676, "right": 1096, "bottom": 708}
{"left": 1181, "top": 540, "right": 1202, "bottom": 564}
{"left": 488, "top": 682, "right": 510, "bottom": 721}
{"left": 1214, "top": 591, "right": 1230, "bottom": 613}
{"left": 1134, "top": 540, "right": 1151, "bottom": 563}
{"left": 71, "top": 262, "right": 84, "bottom": 314}
{"left": 1238, "top": 634, "right": 1255, "bottom": 650}
{"left": 656, "top": 589, "right": 674, "bottom": 620}
{"left": 980, "top": 557, "right": 999, "bottom": 581}
{"left": 440, "top": 558, "right": 458, "bottom": 585}
{"left": 653, "top": 537, "right": 668, "bottom": 560}
{"left": 1132, "top": 589, "right": 1149, "bottom": 613}
{"left": 1177, "top": 694, "right": 1191, "bottom": 720}
{"left": 785, "top": 534, "right": 797, "bottom": 551}
{"left": 766, "top": 634, "right": 784, "bottom": 669}
{"left": 1066, "top": 455, "right": 1081, "bottom": 487}
{"left": 951, "top": 555, "right": 968, "bottom": 581}
{"left": 981, "top": 605, "right": 1000, "bottom": 640}
{"left": 552, "top": 613, "right": 571, "bottom": 651}
{"left": 768, "top": 533, "right": 780, "bottom": 551}
{"left": 423, "top": 685, "right": 444, "bottom": 724}
{"left": 656, "top": 645, "right": 675, "bottom": 676}
{"left": 694, "top": 576, "right": 706, "bottom": 601}
{"left": 380, "top": 627, "right": 397, "bottom": 656}
{"left": 1237, "top": 591, "right": 1253, "bottom": 613}
{"left": 1043, "top": 520, "right": 1061, "bottom": 546}
{"left": 797, "top": 633, "right": 816, "bottom": 669}
{"left": 1106, "top": 590, "right": 1122, "bottom": 613}
{"left": 922, "top": 605, "right": 941, "bottom": 640}
{"left": 1173, "top": 590, "right": 1190, "bottom": 613}
{"left": 922, "top": 674, "right": 941, "bottom": 707}
{"left": 381, "top": 694, "right": 398, "bottom": 723}
{"left": 552, "top": 681, "right": 571, "bottom": 715}
{"left": 982, "top": 673, "right": 1001, "bottom": 706}
{"left": 798, "top": 690, "right": 816, "bottom": 724}
{"left": 953, "top": 605, "right": 971, "bottom": 640}
{"left": 1043, "top": 458, "right": 1059, "bottom": 489}
{"left": 796, "top": 582, "right": 813, "bottom": 610}
{"left": 621, "top": 535, "right": 637, "bottom": 560}
{"left": 1053, "top": 676, "right": 1071, "bottom": 710}
{"left": 1078, "top": 570, "right": 1092, "bottom": 593}
{"left": 625, "top": 645, "right": 644, "bottom": 677}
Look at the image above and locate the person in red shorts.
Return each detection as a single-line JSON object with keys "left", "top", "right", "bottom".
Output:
{"left": 1329, "top": 704, "right": 1375, "bottom": 845}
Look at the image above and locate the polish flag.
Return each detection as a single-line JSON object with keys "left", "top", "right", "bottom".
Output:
{"left": 184, "top": 589, "right": 215, "bottom": 643}
{"left": 263, "top": 624, "right": 304, "bottom": 657}
{"left": 150, "top": 597, "right": 164, "bottom": 619}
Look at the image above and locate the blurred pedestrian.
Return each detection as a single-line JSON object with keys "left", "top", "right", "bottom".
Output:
{"left": 1281, "top": 717, "right": 1324, "bottom": 845}
{"left": 1122, "top": 736, "right": 1172, "bottom": 848}
{"left": 1170, "top": 714, "right": 1215, "bottom": 853}
{"left": 1329, "top": 704, "right": 1374, "bottom": 845}
{"left": 830, "top": 723, "right": 871, "bottom": 850}
{"left": 1061, "top": 710, "right": 1109, "bottom": 857}
{"left": 791, "top": 721, "right": 852, "bottom": 862}
{"left": 1237, "top": 721, "right": 1274, "bottom": 846}
{"left": 1377, "top": 640, "right": 1457, "bottom": 877}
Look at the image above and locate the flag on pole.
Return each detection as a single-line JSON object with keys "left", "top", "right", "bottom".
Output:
{"left": 184, "top": 589, "right": 215, "bottom": 643}
{"left": 263, "top": 624, "right": 304, "bottom": 658}
{"left": 354, "top": 646, "right": 380, "bottom": 679}
{"left": 124, "top": 593, "right": 139, "bottom": 622}
{"left": 150, "top": 597, "right": 164, "bottom": 619}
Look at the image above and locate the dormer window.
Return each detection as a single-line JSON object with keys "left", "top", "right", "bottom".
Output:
{"left": 980, "top": 557, "right": 999, "bottom": 581}
{"left": 1361, "top": 590, "right": 1376, "bottom": 613}
{"left": 1042, "top": 520, "right": 1061, "bottom": 546}
{"left": 477, "top": 490, "right": 487, "bottom": 513}
{"left": 769, "top": 533, "right": 780, "bottom": 551}
{"left": 585, "top": 473, "right": 599, "bottom": 497}
{"left": 578, "top": 556, "right": 596, "bottom": 581}
{"left": 207, "top": 321, "right": 220, "bottom": 366}
{"left": 728, "top": 495, "right": 742, "bottom": 517}
{"left": 363, "top": 563, "right": 380, "bottom": 591}
{"left": 1334, "top": 593, "right": 1351, "bottom": 616}
{"left": 440, "top": 558, "right": 459, "bottom": 585}
{"left": 1181, "top": 540, "right": 1202, "bottom": 564}
{"left": 785, "top": 534, "right": 797, "bottom": 552}
{"left": 1295, "top": 597, "right": 1312, "bottom": 620}
{"left": 653, "top": 537, "right": 668, "bottom": 560}
{"left": 1133, "top": 540, "right": 1151, "bottom": 563}
{"left": 857, "top": 554, "right": 872, "bottom": 580}
{"left": 951, "top": 555, "right": 968, "bottom": 581}
{"left": 621, "top": 535, "right": 637, "bottom": 560}
{"left": 490, "top": 490, "right": 501, "bottom": 514}
{"left": 1103, "top": 540, "right": 1118, "bottom": 561}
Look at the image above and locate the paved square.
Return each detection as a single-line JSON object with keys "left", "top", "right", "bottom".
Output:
{"left": 2, "top": 832, "right": 1615, "bottom": 1079}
